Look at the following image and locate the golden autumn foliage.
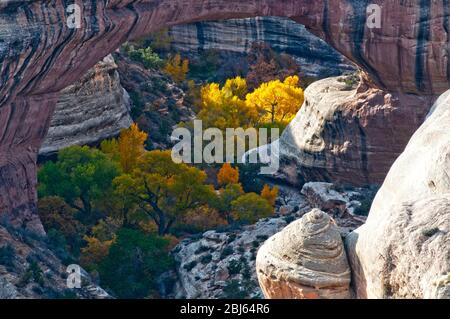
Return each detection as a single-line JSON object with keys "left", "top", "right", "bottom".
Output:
{"left": 217, "top": 163, "right": 240, "bottom": 186}
{"left": 81, "top": 235, "right": 115, "bottom": 267}
{"left": 231, "top": 193, "right": 274, "bottom": 224}
{"left": 102, "top": 124, "right": 148, "bottom": 173}
{"left": 198, "top": 77, "right": 258, "bottom": 130}
{"left": 260, "top": 184, "right": 279, "bottom": 207}
{"left": 164, "top": 53, "right": 189, "bottom": 83}
{"left": 118, "top": 123, "right": 148, "bottom": 173}
{"left": 246, "top": 75, "right": 304, "bottom": 125}
{"left": 198, "top": 76, "right": 304, "bottom": 131}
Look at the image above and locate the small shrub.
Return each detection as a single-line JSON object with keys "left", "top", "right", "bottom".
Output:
{"left": 194, "top": 246, "right": 210, "bottom": 255}
{"left": 183, "top": 261, "right": 197, "bottom": 271}
{"left": 256, "top": 235, "right": 268, "bottom": 241}
{"left": 129, "top": 91, "right": 144, "bottom": 118}
{"left": 221, "top": 280, "right": 247, "bottom": 299}
{"left": 128, "top": 46, "right": 164, "bottom": 69}
{"left": 354, "top": 199, "right": 373, "bottom": 217}
{"left": 0, "top": 244, "right": 15, "bottom": 268}
{"left": 19, "top": 260, "right": 44, "bottom": 287}
{"left": 220, "top": 246, "right": 234, "bottom": 259}
{"left": 227, "top": 260, "right": 242, "bottom": 275}
{"left": 227, "top": 233, "right": 237, "bottom": 243}
{"left": 284, "top": 215, "right": 295, "bottom": 224}
{"left": 200, "top": 254, "right": 212, "bottom": 264}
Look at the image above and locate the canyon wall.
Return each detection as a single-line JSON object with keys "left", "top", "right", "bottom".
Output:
{"left": 274, "top": 75, "right": 434, "bottom": 186}
{"left": 257, "top": 90, "right": 450, "bottom": 299}
{"left": 169, "top": 17, "right": 354, "bottom": 78}
{"left": 0, "top": 0, "right": 448, "bottom": 233}
{"left": 40, "top": 55, "right": 132, "bottom": 157}
{"left": 345, "top": 91, "right": 450, "bottom": 299}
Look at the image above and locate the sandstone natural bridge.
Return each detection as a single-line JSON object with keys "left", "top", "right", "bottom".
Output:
{"left": 0, "top": 0, "right": 449, "bottom": 298}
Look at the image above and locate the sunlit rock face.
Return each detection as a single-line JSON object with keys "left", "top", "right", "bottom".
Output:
{"left": 346, "top": 91, "right": 450, "bottom": 299}
{"left": 169, "top": 17, "right": 355, "bottom": 78}
{"left": 274, "top": 76, "right": 434, "bottom": 186}
{"left": 0, "top": 0, "right": 448, "bottom": 232}
{"left": 40, "top": 55, "right": 132, "bottom": 157}
{"left": 256, "top": 209, "right": 352, "bottom": 299}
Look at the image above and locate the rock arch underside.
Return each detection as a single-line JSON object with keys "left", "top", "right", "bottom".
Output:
{"left": 0, "top": 0, "right": 449, "bottom": 299}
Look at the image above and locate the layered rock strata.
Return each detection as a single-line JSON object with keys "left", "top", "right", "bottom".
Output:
{"left": 257, "top": 90, "right": 449, "bottom": 299}
{"left": 345, "top": 90, "right": 450, "bottom": 299}
{"left": 40, "top": 55, "right": 132, "bottom": 157}
{"left": 169, "top": 17, "right": 355, "bottom": 78}
{"left": 256, "top": 209, "right": 352, "bottom": 299}
{"left": 274, "top": 76, "right": 434, "bottom": 186}
{"left": 0, "top": 0, "right": 448, "bottom": 232}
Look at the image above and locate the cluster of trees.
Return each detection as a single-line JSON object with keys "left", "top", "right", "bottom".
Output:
{"left": 38, "top": 36, "right": 305, "bottom": 299}
{"left": 123, "top": 43, "right": 189, "bottom": 84}
{"left": 198, "top": 75, "right": 304, "bottom": 131}
{"left": 37, "top": 124, "right": 278, "bottom": 298}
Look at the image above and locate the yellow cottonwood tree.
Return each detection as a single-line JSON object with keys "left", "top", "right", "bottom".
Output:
{"left": 164, "top": 53, "right": 189, "bottom": 83}
{"left": 118, "top": 124, "right": 148, "bottom": 173}
{"left": 246, "top": 75, "right": 304, "bottom": 126}
{"left": 198, "top": 77, "right": 258, "bottom": 130}
{"left": 101, "top": 124, "right": 148, "bottom": 173}
{"left": 260, "top": 184, "right": 279, "bottom": 207}
{"left": 217, "top": 163, "right": 240, "bottom": 186}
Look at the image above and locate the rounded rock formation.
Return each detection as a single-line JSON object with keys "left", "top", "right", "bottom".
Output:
{"left": 256, "top": 209, "right": 351, "bottom": 299}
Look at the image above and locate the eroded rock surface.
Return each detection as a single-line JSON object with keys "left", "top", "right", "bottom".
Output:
{"left": 40, "top": 55, "right": 132, "bottom": 157}
{"left": 1, "top": 0, "right": 448, "bottom": 231}
{"left": 166, "top": 193, "right": 310, "bottom": 299}
{"left": 346, "top": 90, "right": 450, "bottom": 299}
{"left": 169, "top": 17, "right": 354, "bottom": 78}
{"left": 0, "top": 225, "right": 110, "bottom": 299}
{"left": 256, "top": 209, "right": 352, "bottom": 299}
{"left": 300, "top": 182, "right": 369, "bottom": 233}
{"left": 274, "top": 76, "right": 434, "bottom": 186}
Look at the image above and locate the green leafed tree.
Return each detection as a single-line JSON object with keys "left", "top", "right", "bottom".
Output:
{"left": 38, "top": 146, "right": 120, "bottom": 216}
{"left": 113, "top": 150, "right": 216, "bottom": 236}
{"left": 98, "top": 228, "right": 173, "bottom": 298}
{"left": 231, "top": 193, "right": 274, "bottom": 224}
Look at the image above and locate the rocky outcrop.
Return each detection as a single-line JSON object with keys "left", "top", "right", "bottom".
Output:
{"left": 301, "top": 182, "right": 348, "bottom": 213}
{"left": 40, "top": 55, "right": 132, "bottom": 157}
{"left": 273, "top": 75, "right": 434, "bottom": 186}
{"left": 167, "top": 190, "right": 311, "bottom": 299}
{"left": 0, "top": 0, "right": 448, "bottom": 232}
{"left": 345, "top": 90, "right": 450, "bottom": 299}
{"left": 300, "top": 182, "right": 369, "bottom": 232}
{"left": 113, "top": 52, "right": 194, "bottom": 149}
{"left": 256, "top": 209, "right": 352, "bottom": 299}
{"left": 257, "top": 92, "right": 449, "bottom": 299}
{"left": 0, "top": 225, "right": 110, "bottom": 299}
{"left": 172, "top": 218, "right": 288, "bottom": 299}
{"left": 169, "top": 17, "right": 354, "bottom": 78}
